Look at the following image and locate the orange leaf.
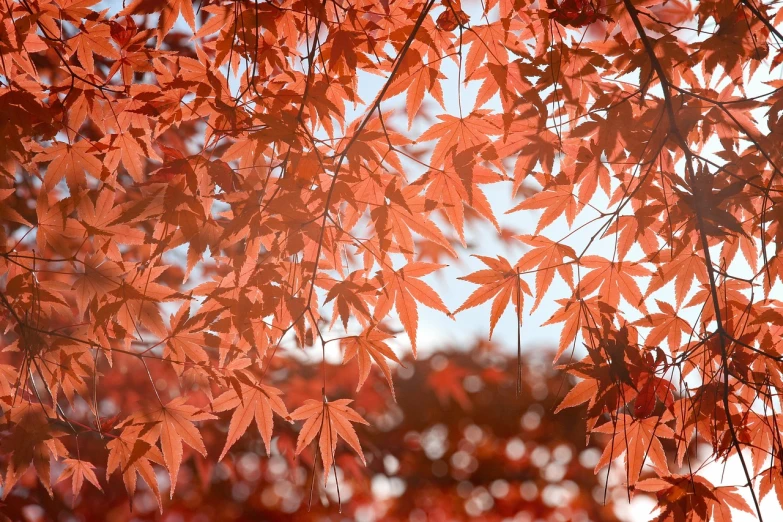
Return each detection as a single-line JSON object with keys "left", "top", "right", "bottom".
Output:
{"left": 212, "top": 383, "right": 289, "bottom": 461}
{"left": 291, "top": 399, "right": 368, "bottom": 484}
{"left": 454, "top": 255, "right": 530, "bottom": 338}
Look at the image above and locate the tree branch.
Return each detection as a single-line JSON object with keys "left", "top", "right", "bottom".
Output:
{"left": 621, "top": 1, "right": 764, "bottom": 518}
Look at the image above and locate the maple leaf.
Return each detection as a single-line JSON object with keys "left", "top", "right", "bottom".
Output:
{"left": 436, "top": 6, "right": 469, "bottom": 31}
{"left": 760, "top": 466, "right": 783, "bottom": 509}
{"left": 461, "top": 21, "right": 510, "bottom": 78}
{"left": 71, "top": 251, "right": 124, "bottom": 315}
{"left": 578, "top": 256, "right": 651, "bottom": 313}
{"left": 0, "top": 189, "right": 31, "bottom": 227}
{"left": 120, "top": 0, "right": 195, "bottom": 43}
{"left": 495, "top": 119, "right": 559, "bottom": 188}
{"left": 322, "top": 271, "right": 376, "bottom": 330}
{"left": 106, "top": 425, "right": 165, "bottom": 511}
{"left": 110, "top": 16, "right": 138, "bottom": 47}
{"left": 66, "top": 20, "right": 120, "bottom": 75}
{"left": 109, "top": 266, "right": 172, "bottom": 339}
{"left": 0, "top": 404, "right": 68, "bottom": 498}
{"left": 547, "top": 0, "right": 612, "bottom": 27}
{"left": 645, "top": 250, "right": 709, "bottom": 308}
{"left": 544, "top": 297, "right": 605, "bottom": 360}
{"left": 327, "top": 30, "right": 363, "bottom": 76}
{"left": 454, "top": 255, "right": 531, "bottom": 338}
{"left": 745, "top": 412, "right": 782, "bottom": 476}
{"left": 507, "top": 183, "right": 577, "bottom": 233}
{"left": 594, "top": 413, "right": 674, "bottom": 486}
{"left": 515, "top": 235, "right": 576, "bottom": 312}
{"left": 632, "top": 300, "right": 692, "bottom": 352}
{"left": 342, "top": 327, "right": 401, "bottom": 397}
{"left": 36, "top": 141, "right": 103, "bottom": 192}
{"left": 291, "top": 399, "right": 368, "bottom": 484}
{"left": 569, "top": 143, "right": 612, "bottom": 205}
{"left": 76, "top": 189, "right": 146, "bottom": 253}
{"left": 104, "top": 132, "right": 150, "bottom": 182}
{"left": 415, "top": 148, "right": 501, "bottom": 244}
{"left": 415, "top": 238, "right": 459, "bottom": 264}
{"left": 212, "top": 383, "right": 289, "bottom": 460}
{"left": 164, "top": 301, "right": 211, "bottom": 366}
{"left": 56, "top": 459, "right": 103, "bottom": 497}
{"left": 366, "top": 181, "right": 457, "bottom": 262}
{"left": 417, "top": 111, "right": 500, "bottom": 167}
{"left": 633, "top": 375, "right": 674, "bottom": 419}
{"left": 601, "top": 212, "right": 660, "bottom": 261}
{"left": 636, "top": 474, "right": 753, "bottom": 522}
{"left": 374, "top": 262, "right": 449, "bottom": 356}
{"left": 128, "top": 397, "right": 217, "bottom": 497}
{"left": 555, "top": 376, "right": 598, "bottom": 413}
{"left": 673, "top": 168, "right": 749, "bottom": 238}
{"left": 393, "top": 48, "right": 445, "bottom": 130}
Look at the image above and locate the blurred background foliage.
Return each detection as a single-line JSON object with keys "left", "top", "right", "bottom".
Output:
{"left": 0, "top": 341, "right": 628, "bottom": 522}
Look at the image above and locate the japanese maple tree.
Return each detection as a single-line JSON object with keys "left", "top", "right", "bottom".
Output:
{"left": 1, "top": 0, "right": 783, "bottom": 519}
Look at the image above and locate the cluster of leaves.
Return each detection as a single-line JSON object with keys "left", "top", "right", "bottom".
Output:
{"left": 2, "top": 0, "right": 783, "bottom": 519}
{"left": 0, "top": 346, "right": 622, "bottom": 521}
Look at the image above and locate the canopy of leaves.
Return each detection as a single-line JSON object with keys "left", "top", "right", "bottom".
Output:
{"left": 1, "top": 0, "right": 783, "bottom": 519}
